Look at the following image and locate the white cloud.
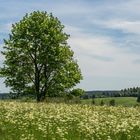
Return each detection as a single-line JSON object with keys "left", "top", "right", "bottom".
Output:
{"left": 1, "top": 0, "right": 140, "bottom": 91}
{"left": 93, "top": 19, "right": 140, "bottom": 34}
{"left": 65, "top": 25, "right": 140, "bottom": 90}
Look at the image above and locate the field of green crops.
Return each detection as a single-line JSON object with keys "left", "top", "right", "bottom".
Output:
{"left": 0, "top": 101, "right": 140, "bottom": 140}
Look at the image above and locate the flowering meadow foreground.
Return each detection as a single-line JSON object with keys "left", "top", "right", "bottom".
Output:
{"left": 0, "top": 101, "right": 140, "bottom": 140}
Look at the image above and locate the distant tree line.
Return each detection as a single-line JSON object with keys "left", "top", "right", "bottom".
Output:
{"left": 120, "top": 87, "right": 140, "bottom": 97}
{"left": 82, "top": 87, "right": 140, "bottom": 99}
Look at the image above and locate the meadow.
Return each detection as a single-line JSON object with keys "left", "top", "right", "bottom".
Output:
{"left": 0, "top": 101, "right": 140, "bottom": 140}
{"left": 82, "top": 97, "right": 138, "bottom": 106}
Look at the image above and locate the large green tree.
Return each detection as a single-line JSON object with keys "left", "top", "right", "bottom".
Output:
{"left": 0, "top": 11, "right": 82, "bottom": 102}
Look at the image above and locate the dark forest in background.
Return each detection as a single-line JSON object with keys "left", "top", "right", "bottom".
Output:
{"left": 83, "top": 87, "right": 140, "bottom": 99}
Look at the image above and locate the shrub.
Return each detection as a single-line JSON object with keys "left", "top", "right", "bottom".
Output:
{"left": 66, "top": 94, "right": 74, "bottom": 100}
{"left": 100, "top": 100, "right": 104, "bottom": 106}
{"left": 92, "top": 99, "right": 95, "bottom": 105}
{"left": 92, "top": 94, "right": 96, "bottom": 99}
{"left": 70, "top": 88, "right": 85, "bottom": 97}
{"left": 109, "top": 99, "right": 115, "bottom": 106}
{"left": 137, "top": 93, "right": 140, "bottom": 103}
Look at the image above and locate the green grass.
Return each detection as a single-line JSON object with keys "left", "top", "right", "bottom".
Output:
{"left": 2, "top": 96, "right": 139, "bottom": 107}
{"left": 82, "top": 97, "right": 139, "bottom": 106}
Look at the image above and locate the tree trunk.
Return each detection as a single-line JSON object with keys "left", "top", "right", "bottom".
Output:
{"left": 43, "top": 65, "right": 47, "bottom": 100}
{"left": 37, "top": 93, "right": 41, "bottom": 102}
{"left": 35, "top": 64, "right": 41, "bottom": 102}
{"left": 36, "top": 81, "right": 40, "bottom": 102}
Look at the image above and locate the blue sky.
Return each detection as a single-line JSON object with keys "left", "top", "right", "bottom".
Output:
{"left": 1, "top": 0, "right": 140, "bottom": 92}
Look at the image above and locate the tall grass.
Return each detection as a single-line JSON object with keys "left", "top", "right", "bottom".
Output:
{"left": 0, "top": 101, "right": 140, "bottom": 139}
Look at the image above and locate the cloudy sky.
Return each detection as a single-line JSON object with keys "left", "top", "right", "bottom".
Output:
{"left": 1, "top": 0, "right": 140, "bottom": 92}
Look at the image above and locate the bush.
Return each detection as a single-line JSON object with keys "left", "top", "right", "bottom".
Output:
{"left": 66, "top": 94, "right": 74, "bottom": 100}
{"left": 137, "top": 92, "right": 140, "bottom": 103}
{"left": 109, "top": 99, "right": 115, "bottom": 106}
{"left": 137, "top": 93, "right": 140, "bottom": 103}
{"left": 92, "top": 94, "right": 96, "bottom": 99}
{"left": 92, "top": 99, "right": 95, "bottom": 105}
{"left": 70, "top": 88, "right": 85, "bottom": 97}
{"left": 100, "top": 100, "right": 104, "bottom": 106}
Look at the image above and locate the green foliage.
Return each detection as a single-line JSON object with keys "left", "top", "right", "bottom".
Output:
{"left": 92, "top": 94, "right": 96, "bottom": 99}
{"left": 92, "top": 99, "right": 95, "bottom": 105}
{"left": 0, "top": 11, "right": 82, "bottom": 101}
{"left": 137, "top": 93, "right": 140, "bottom": 103}
{"left": 85, "top": 87, "right": 140, "bottom": 99}
{"left": 66, "top": 93, "right": 74, "bottom": 100}
{"left": 100, "top": 100, "right": 104, "bottom": 106}
{"left": 109, "top": 99, "right": 115, "bottom": 106}
{"left": 120, "top": 87, "right": 140, "bottom": 97}
{"left": 70, "top": 88, "right": 85, "bottom": 97}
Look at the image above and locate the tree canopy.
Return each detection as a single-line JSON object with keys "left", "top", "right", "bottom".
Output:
{"left": 0, "top": 11, "right": 82, "bottom": 102}
{"left": 70, "top": 88, "right": 85, "bottom": 97}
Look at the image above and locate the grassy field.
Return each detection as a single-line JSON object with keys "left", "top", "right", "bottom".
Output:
{"left": 0, "top": 101, "right": 140, "bottom": 140}
{"left": 82, "top": 97, "right": 139, "bottom": 106}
